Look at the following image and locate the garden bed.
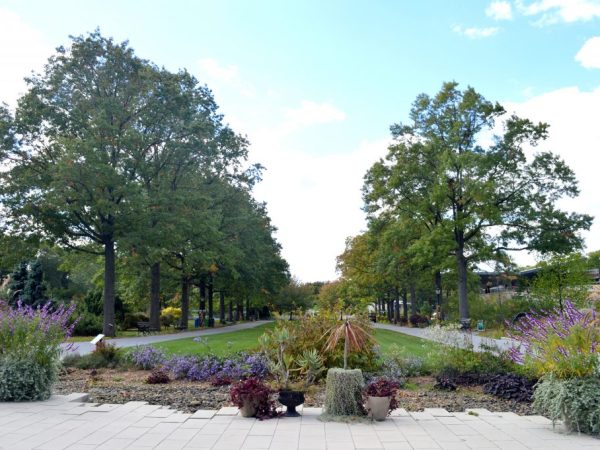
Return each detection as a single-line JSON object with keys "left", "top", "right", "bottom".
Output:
{"left": 54, "top": 369, "right": 533, "bottom": 415}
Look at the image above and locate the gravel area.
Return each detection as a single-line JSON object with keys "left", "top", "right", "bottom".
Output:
{"left": 54, "top": 369, "right": 533, "bottom": 415}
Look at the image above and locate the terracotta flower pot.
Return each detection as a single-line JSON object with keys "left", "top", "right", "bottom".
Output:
{"left": 366, "top": 396, "right": 391, "bottom": 421}
{"left": 278, "top": 390, "right": 305, "bottom": 416}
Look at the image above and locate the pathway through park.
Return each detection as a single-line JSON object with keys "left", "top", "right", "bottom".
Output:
{"left": 374, "top": 323, "right": 519, "bottom": 353}
{"left": 62, "top": 320, "right": 272, "bottom": 356}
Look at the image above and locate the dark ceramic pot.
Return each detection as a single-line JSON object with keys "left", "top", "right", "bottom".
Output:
{"left": 278, "top": 390, "right": 305, "bottom": 416}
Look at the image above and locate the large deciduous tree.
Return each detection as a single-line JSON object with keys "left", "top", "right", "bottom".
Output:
{"left": 364, "top": 82, "right": 592, "bottom": 321}
{"left": 0, "top": 31, "right": 248, "bottom": 335}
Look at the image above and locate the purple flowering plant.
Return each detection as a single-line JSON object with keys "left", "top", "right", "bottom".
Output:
{"left": 0, "top": 300, "right": 77, "bottom": 365}
{"left": 129, "top": 346, "right": 167, "bottom": 370}
{"left": 507, "top": 300, "right": 599, "bottom": 379}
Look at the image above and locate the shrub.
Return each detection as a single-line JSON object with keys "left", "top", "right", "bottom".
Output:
{"left": 146, "top": 369, "right": 170, "bottom": 384}
{"left": 0, "top": 301, "right": 76, "bottom": 401}
{"left": 533, "top": 376, "right": 600, "bottom": 434}
{"left": 0, "top": 356, "right": 57, "bottom": 401}
{"left": 409, "top": 314, "right": 429, "bottom": 327}
{"left": 73, "top": 312, "right": 103, "bottom": 336}
{"left": 230, "top": 377, "right": 278, "bottom": 420}
{"left": 122, "top": 312, "right": 149, "bottom": 330}
{"left": 260, "top": 312, "right": 378, "bottom": 379}
{"left": 68, "top": 342, "right": 125, "bottom": 369}
{"left": 160, "top": 307, "right": 181, "bottom": 328}
{"left": 129, "top": 346, "right": 167, "bottom": 370}
{"left": 483, "top": 374, "right": 535, "bottom": 402}
{"left": 425, "top": 324, "right": 516, "bottom": 376}
{"left": 167, "top": 355, "right": 201, "bottom": 379}
{"left": 324, "top": 368, "right": 365, "bottom": 416}
{"left": 382, "top": 344, "right": 427, "bottom": 377}
{"left": 507, "top": 300, "right": 600, "bottom": 379}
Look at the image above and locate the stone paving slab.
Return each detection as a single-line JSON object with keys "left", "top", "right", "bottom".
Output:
{"left": 1, "top": 395, "right": 599, "bottom": 449}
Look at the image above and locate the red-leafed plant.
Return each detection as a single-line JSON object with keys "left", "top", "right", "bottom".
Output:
{"left": 229, "top": 377, "right": 279, "bottom": 420}
{"left": 364, "top": 378, "right": 401, "bottom": 411}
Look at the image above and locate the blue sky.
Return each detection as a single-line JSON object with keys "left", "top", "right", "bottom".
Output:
{"left": 1, "top": 1, "right": 600, "bottom": 280}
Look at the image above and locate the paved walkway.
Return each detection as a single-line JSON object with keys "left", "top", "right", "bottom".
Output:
{"left": 63, "top": 321, "right": 272, "bottom": 356}
{"left": 374, "top": 323, "right": 519, "bottom": 353}
{"left": 1, "top": 395, "right": 598, "bottom": 449}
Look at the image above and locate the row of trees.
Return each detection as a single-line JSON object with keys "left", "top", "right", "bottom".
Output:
{"left": 337, "top": 82, "right": 593, "bottom": 320}
{"left": 0, "top": 31, "right": 289, "bottom": 335}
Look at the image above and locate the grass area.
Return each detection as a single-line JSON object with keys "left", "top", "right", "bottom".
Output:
{"left": 67, "top": 319, "right": 240, "bottom": 343}
{"left": 148, "top": 323, "right": 437, "bottom": 359}
{"left": 374, "top": 328, "right": 439, "bottom": 358}
{"left": 152, "top": 323, "right": 275, "bottom": 357}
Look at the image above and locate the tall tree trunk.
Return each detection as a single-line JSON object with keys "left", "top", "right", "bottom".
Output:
{"left": 456, "top": 244, "right": 469, "bottom": 321}
{"left": 235, "top": 298, "right": 241, "bottom": 321}
{"left": 199, "top": 277, "right": 206, "bottom": 311}
{"left": 208, "top": 275, "right": 214, "bottom": 327}
{"left": 219, "top": 291, "right": 225, "bottom": 323}
{"left": 394, "top": 289, "right": 400, "bottom": 323}
{"left": 402, "top": 290, "right": 408, "bottom": 322}
{"left": 228, "top": 298, "right": 233, "bottom": 322}
{"left": 150, "top": 262, "right": 161, "bottom": 330}
{"left": 410, "top": 283, "right": 417, "bottom": 315}
{"left": 103, "top": 239, "right": 116, "bottom": 337}
{"left": 434, "top": 270, "right": 442, "bottom": 319}
{"left": 180, "top": 277, "right": 190, "bottom": 330}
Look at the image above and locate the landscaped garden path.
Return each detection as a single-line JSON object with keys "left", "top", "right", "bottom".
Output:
{"left": 374, "top": 323, "right": 518, "bottom": 353}
{"left": 2, "top": 394, "right": 599, "bottom": 450}
{"left": 62, "top": 321, "right": 273, "bottom": 356}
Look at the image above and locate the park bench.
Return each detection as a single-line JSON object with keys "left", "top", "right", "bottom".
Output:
{"left": 136, "top": 321, "right": 158, "bottom": 335}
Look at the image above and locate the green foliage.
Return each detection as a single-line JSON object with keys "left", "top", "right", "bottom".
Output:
{"left": 383, "top": 344, "right": 428, "bottom": 377}
{"left": 531, "top": 253, "right": 591, "bottom": 308}
{"left": 7, "top": 262, "right": 28, "bottom": 306}
{"left": 533, "top": 376, "right": 600, "bottom": 434}
{"left": 0, "top": 356, "right": 57, "bottom": 401}
{"left": 259, "top": 326, "right": 293, "bottom": 389}
{"left": 122, "top": 312, "right": 150, "bottom": 330}
{"left": 323, "top": 368, "right": 365, "bottom": 416}
{"left": 271, "top": 279, "right": 314, "bottom": 314}
{"left": 260, "top": 313, "right": 378, "bottom": 377}
{"left": 297, "top": 349, "right": 325, "bottom": 387}
{"left": 73, "top": 312, "right": 103, "bottom": 336}
{"left": 64, "top": 342, "right": 125, "bottom": 369}
{"left": 362, "top": 81, "right": 592, "bottom": 321}
{"left": 424, "top": 324, "right": 516, "bottom": 376}
{"left": 22, "top": 260, "right": 47, "bottom": 307}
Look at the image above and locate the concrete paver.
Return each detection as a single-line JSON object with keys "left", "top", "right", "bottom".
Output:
{"left": 1, "top": 395, "right": 599, "bottom": 449}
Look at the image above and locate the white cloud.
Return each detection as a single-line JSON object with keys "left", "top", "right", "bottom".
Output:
{"left": 198, "top": 58, "right": 256, "bottom": 97}
{"left": 486, "top": 1, "right": 513, "bottom": 20}
{"left": 251, "top": 136, "right": 389, "bottom": 281}
{"left": 503, "top": 85, "right": 600, "bottom": 263}
{"left": 0, "top": 8, "right": 51, "bottom": 108}
{"left": 575, "top": 36, "right": 600, "bottom": 69}
{"left": 452, "top": 25, "right": 500, "bottom": 39}
{"left": 281, "top": 100, "right": 347, "bottom": 133}
{"left": 516, "top": 0, "right": 600, "bottom": 25}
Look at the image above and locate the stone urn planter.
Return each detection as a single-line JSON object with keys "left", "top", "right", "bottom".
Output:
{"left": 278, "top": 390, "right": 305, "bottom": 416}
{"left": 363, "top": 378, "right": 401, "bottom": 421}
{"left": 366, "top": 395, "right": 391, "bottom": 421}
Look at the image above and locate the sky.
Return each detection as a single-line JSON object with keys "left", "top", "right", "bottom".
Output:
{"left": 1, "top": 0, "right": 599, "bottom": 281}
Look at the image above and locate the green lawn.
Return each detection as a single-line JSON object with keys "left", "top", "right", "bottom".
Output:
{"left": 152, "top": 323, "right": 275, "bottom": 357}
{"left": 374, "top": 328, "right": 439, "bottom": 358}
{"left": 149, "top": 323, "right": 437, "bottom": 359}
